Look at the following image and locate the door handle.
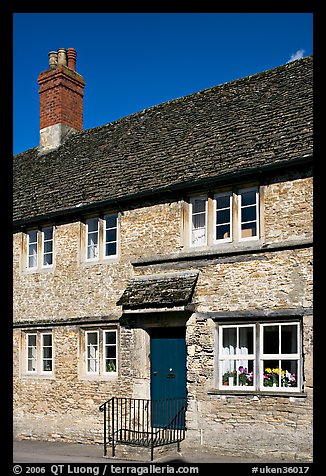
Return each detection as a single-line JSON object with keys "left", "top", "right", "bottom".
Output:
{"left": 153, "top": 371, "right": 158, "bottom": 376}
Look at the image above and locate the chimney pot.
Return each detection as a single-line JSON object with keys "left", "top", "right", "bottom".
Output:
{"left": 67, "top": 48, "right": 77, "bottom": 71}
{"left": 48, "top": 51, "right": 58, "bottom": 69}
{"left": 38, "top": 47, "right": 85, "bottom": 152}
{"left": 57, "top": 48, "right": 67, "bottom": 66}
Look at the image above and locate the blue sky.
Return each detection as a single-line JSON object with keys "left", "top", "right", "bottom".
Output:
{"left": 13, "top": 13, "right": 313, "bottom": 155}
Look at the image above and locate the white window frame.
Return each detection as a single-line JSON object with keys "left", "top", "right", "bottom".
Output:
{"left": 25, "top": 331, "right": 54, "bottom": 375}
{"left": 217, "top": 321, "right": 302, "bottom": 393}
{"left": 259, "top": 322, "right": 301, "bottom": 392}
{"left": 218, "top": 324, "right": 256, "bottom": 389}
{"left": 189, "top": 195, "right": 208, "bottom": 247}
{"left": 41, "top": 333, "right": 53, "bottom": 373}
{"left": 26, "top": 333, "right": 38, "bottom": 373}
{"left": 213, "top": 191, "right": 233, "bottom": 243}
{"left": 103, "top": 330, "right": 118, "bottom": 374}
{"left": 26, "top": 227, "right": 54, "bottom": 270}
{"left": 238, "top": 187, "right": 260, "bottom": 242}
{"left": 103, "top": 214, "right": 118, "bottom": 259}
{"left": 41, "top": 227, "right": 54, "bottom": 268}
{"left": 27, "top": 230, "right": 38, "bottom": 270}
{"left": 86, "top": 330, "right": 99, "bottom": 374}
{"left": 86, "top": 218, "right": 100, "bottom": 262}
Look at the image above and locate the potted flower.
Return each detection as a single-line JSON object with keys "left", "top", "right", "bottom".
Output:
{"left": 222, "top": 370, "right": 236, "bottom": 386}
{"left": 238, "top": 366, "right": 254, "bottom": 386}
{"left": 263, "top": 367, "right": 297, "bottom": 387}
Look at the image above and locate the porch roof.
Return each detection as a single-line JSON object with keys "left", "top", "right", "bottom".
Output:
{"left": 116, "top": 272, "right": 199, "bottom": 310}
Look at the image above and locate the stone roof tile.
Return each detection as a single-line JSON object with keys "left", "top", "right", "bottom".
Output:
{"left": 13, "top": 56, "right": 313, "bottom": 224}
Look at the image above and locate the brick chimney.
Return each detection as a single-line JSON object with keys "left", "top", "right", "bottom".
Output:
{"left": 37, "top": 48, "right": 85, "bottom": 152}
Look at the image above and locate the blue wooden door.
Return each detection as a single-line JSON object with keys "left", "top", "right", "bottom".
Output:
{"left": 150, "top": 328, "right": 186, "bottom": 428}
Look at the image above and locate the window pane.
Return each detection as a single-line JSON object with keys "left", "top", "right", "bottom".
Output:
{"left": 241, "top": 190, "right": 256, "bottom": 206}
{"left": 281, "top": 325, "right": 298, "bottom": 354}
{"left": 88, "top": 358, "right": 98, "bottom": 373}
{"left": 216, "top": 195, "right": 230, "bottom": 209}
{"left": 222, "top": 327, "right": 236, "bottom": 354}
{"left": 217, "top": 209, "right": 230, "bottom": 225}
{"left": 28, "top": 230, "right": 38, "bottom": 243}
{"left": 106, "top": 243, "right": 117, "bottom": 256}
{"left": 239, "top": 326, "right": 253, "bottom": 354}
{"left": 43, "top": 227, "right": 53, "bottom": 241}
{"left": 216, "top": 224, "right": 230, "bottom": 240}
{"left": 263, "top": 326, "right": 279, "bottom": 354}
{"left": 87, "top": 233, "right": 98, "bottom": 259}
{"left": 106, "top": 229, "right": 117, "bottom": 243}
{"left": 28, "top": 346, "right": 37, "bottom": 359}
{"left": 43, "top": 253, "right": 53, "bottom": 266}
{"left": 28, "top": 334, "right": 37, "bottom": 346}
{"left": 87, "top": 332, "right": 98, "bottom": 373}
{"left": 27, "top": 335, "right": 37, "bottom": 372}
{"left": 192, "top": 212, "right": 206, "bottom": 229}
{"left": 280, "top": 360, "right": 298, "bottom": 387}
{"left": 43, "top": 360, "right": 52, "bottom": 372}
{"left": 43, "top": 241, "right": 53, "bottom": 253}
{"left": 87, "top": 332, "right": 98, "bottom": 346}
{"left": 43, "top": 334, "right": 52, "bottom": 346}
{"left": 105, "top": 214, "right": 118, "bottom": 229}
{"left": 263, "top": 360, "right": 280, "bottom": 387}
{"left": 192, "top": 198, "right": 206, "bottom": 213}
{"left": 105, "top": 347, "right": 116, "bottom": 359}
{"left": 241, "top": 206, "right": 256, "bottom": 223}
{"left": 43, "top": 347, "right": 52, "bottom": 359}
{"left": 237, "top": 361, "right": 254, "bottom": 387}
{"left": 28, "top": 359, "right": 37, "bottom": 372}
{"left": 87, "top": 218, "right": 98, "bottom": 232}
{"left": 105, "top": 332, "right": 116, "bottom": 345}
{"left": 241, "top": 222, "right": 257, "bottom": 238}
{"left": 28, "top": 242, "right": 38, "bottom": 268}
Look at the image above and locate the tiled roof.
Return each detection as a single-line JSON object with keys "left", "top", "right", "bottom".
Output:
{"left": 13, "top": 56, "right": 313, "bottom": 225}
{"left": 116, "top": 272, "right": 199, "bottom": 309}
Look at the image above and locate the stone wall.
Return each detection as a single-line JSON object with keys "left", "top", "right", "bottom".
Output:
{"left": 13, "top": 171, "right": 313, "bottom": 460}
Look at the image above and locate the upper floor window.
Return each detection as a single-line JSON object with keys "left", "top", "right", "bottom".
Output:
{"left": 190, "top": 196, "right": 207, "bottom": 247}
{"left": 217, "top": 321, "right": 301, "bottom": 392}
{"left": 26, "top": 226, "right": 54, "bottom": 270}
{"left": 189, "top": 186, "right": 260, "bottom": 248}
{"left": 85, "top": 214, "right": 118, "bottom": 262}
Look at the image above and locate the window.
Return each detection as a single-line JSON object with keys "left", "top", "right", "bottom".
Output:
{"left": 26, "top": 227, "right": 54, "bottom": 270}
{"left": 217, "top": 322, "right": 301, "bottom": 392}
{"left": 86, "top": 331, "right": 99, "bottom": 373}
{"left": 260, "top": 323, "right": 300, "bottom": 390}
{"left": 25, "top": 332, "right": 53, "bottom": 374}
{"left": 190, "top": 196, "right": 207, "bottom": 246}
{"left": 214, "top": 192, "right": 233, "bottom": 242}
{"left": 238, "top": 188, "right": 259, "bottom": 240}
{"left": 85, "top": 329, "right": 117, "bottom": 376}
{"left": 219, "top": 325, "right": 255, "bottom": 388}
{"left": 85, "top": 214, "right": 118, "bottom": 262}
{"left": 86, "top": 218, "right": 99, "bottom": 261}
{"left": 27, "top": 230, "right": 38, "bottom": 269}
{"left": 188, "top": 186, "right": 260, "bottom": 248}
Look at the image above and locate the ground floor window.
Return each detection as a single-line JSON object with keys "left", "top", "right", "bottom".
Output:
{"left": 217, "top": 321, "right": 301, "bottom": 392}
{"left": 24, "top": 331, "right": 53, "bottom": 375}
{"left": 84, "top": 328, "right": 118, "bottom": 376}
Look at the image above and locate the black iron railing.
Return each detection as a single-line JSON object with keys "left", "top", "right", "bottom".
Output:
{"left": 99, "top": 397, "right": 186, "bottom": 461}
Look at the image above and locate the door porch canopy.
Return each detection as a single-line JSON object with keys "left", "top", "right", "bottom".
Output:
{"left": 116, "top": 271, "right": 199, "bottom": 313}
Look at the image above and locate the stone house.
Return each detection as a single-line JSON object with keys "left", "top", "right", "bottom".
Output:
{"left": 13, "top": 49, "right": 313, "bottom": 461}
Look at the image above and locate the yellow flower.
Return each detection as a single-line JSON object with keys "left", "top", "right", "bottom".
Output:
{"left": 265, "top": 368, "right": 272, "bottom": 373}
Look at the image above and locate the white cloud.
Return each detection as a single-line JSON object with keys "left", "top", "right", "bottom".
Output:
{"left": 287, "top": 49, "right": 305, "bottom": 63}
